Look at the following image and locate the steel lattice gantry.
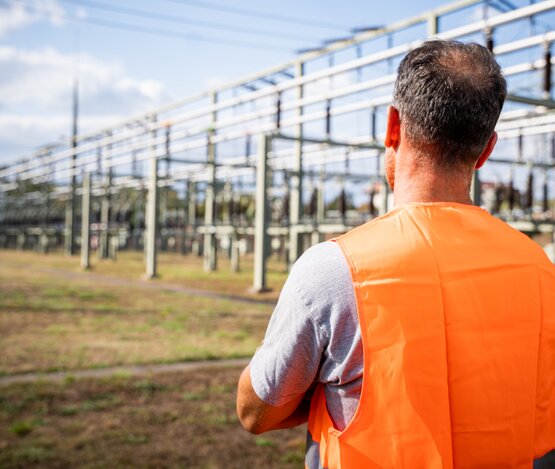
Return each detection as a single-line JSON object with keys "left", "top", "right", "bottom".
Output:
{"left": 1, "top": 0, "right": 555, "bottom": 288}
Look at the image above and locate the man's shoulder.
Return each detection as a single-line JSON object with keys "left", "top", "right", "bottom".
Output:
{"left": 482, "top": 212, "right": 555, "bottom": 265}
{"left": 289, "top": 241, "right": 355, "bottom": 320}
{"left": 291, "top": 241, "right": 351, "bottom": 288}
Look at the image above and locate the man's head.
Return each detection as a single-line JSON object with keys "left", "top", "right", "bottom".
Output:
{"left": 386, "top": 40, "right": 506, "bottom": 181}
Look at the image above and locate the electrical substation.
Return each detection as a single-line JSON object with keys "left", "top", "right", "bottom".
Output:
{"left": 1, "top": 0, "right": 555, "bottom": 291}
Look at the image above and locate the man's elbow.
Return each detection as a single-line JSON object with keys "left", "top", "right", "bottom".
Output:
{"left": 236, "top": 406, "right": 267, "bottom": 434}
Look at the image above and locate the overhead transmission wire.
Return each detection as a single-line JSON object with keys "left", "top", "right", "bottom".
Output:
{"left": 0, "top": 0, "right": 291, "bottom": 52}
{"left": 160, "top": 0, "right": 351, "bottom": 32}
{"left": 57, "top": 0, "right": 320, "bottom": 43}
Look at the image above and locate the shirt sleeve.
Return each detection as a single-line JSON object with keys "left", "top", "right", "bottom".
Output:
{"left": 249, "top": 244, "right": 331, "bottom": 406}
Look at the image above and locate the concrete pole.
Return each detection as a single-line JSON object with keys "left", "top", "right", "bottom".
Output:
{"left": 204, "top": 91, "right": 218, "bottom": 272}
{"left": 288, "top": 60, "right": 304, "bottom": 268}
{"left": 145, "top": 117, "right": 159, "bottom": 279}
{"left": 253, "top": 134, "right": 270, "bottom": 292}
{"left": 80, "top": 171, "right": 91, "bottom": 270}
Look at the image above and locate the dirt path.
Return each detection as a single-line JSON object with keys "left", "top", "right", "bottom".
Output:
{"left": 0, "top": 260, "right": 277, "bottom": 307}
{"left": 0, "top": 357, "right": 250, "bottom": 386}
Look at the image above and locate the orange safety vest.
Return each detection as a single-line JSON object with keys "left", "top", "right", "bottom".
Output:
{"left": 306, "top": 203, "right": 555, "bottom": 469}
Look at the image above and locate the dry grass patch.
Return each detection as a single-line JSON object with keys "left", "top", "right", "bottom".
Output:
{"left": 0, "top": 366, "right": 306, "bottom": 468}
{"left": 0, "top": 258, "right": 272, "bottom": 374}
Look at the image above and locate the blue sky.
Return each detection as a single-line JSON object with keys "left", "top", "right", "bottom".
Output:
{"left": 0, "top": 0, "right": 466, "bottom": 165}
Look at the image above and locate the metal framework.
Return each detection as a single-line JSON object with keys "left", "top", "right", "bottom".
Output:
{"left": 1, "top": 0, "right": 555, "bottom": 288}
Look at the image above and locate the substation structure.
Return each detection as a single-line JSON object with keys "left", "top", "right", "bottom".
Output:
{"left": 1, "top": 0, "right": 555, "bottom": 291}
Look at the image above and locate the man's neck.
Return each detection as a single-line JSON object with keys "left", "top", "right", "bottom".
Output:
{"left": 392, "top": 165, "right": 474, "bottom": 207}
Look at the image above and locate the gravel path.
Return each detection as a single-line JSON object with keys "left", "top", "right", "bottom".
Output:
{"left": 0, "top": 260, "right": 277, "bottom": 307}
{"left": 0, "top": 358, "right": 250, "bottom": 386}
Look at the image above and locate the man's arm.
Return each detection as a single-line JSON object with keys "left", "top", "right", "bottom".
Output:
{"left": 236, "top": 365, "right": 310, "bottom": 434}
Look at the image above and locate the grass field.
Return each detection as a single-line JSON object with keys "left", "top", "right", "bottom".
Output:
{"left": 0, "top": 250, "right": 286, "bottom": 375}
{"left": 0, "top": 249, "right": 304, "bottom": 468}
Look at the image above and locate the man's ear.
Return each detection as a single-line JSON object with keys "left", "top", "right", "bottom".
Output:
{"left": 475, "top": 132, "right": 498, "bottom": 169}
{"left": 384, "top": 105, "right": 401, "bottom": 149}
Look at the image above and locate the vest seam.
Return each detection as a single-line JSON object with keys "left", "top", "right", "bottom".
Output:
{"left": 532, "top": 264, "right": 543, "bottom": 459}
{"left": 332, "top": 236, "right": 370, "bottom": 442}
{"left": 404, "top": 208, "right": 455, "bottom": 468}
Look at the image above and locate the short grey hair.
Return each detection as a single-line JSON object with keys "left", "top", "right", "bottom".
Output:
{"left": 393, "top": 40, "right": 507, "bottom": 167}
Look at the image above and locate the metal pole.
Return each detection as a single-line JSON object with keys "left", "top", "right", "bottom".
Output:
{"left": 80, "top": 171, "right": 91, "bottom": 270}
{"left": 145, "top": 116, "right": 159, "bottom": 279}
{"left": 65, "top": 77, "right": 79, "bottom": 256}
{"left": 288, "top": 60, "right": 304, "bottom": 268}
{"left": 253, "top": 133, "right": 270, "bottom": 292}
{"left": 204, "top": 91, "right": 218, "bottom": 272}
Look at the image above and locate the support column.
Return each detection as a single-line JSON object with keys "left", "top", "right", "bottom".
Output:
{"left": 99, "top": 133, "right": 112, "bottom": 259}
{"left": 180, "top": 179, "right": 190, "bottom": 254}
{"left": 145, "top": 117, "right": 159, "bottom": 279}
{"left": 427, "top": 13, "right": 439, "bottom": 37}
{"left": 379, "top": 153, "right": 390, "bottom": 216}
{"left": 80, "top": 171, "right": 91, "bottom": 270}
{"left": 288, "top": 60, "right": 304, "bottom": 268}
{"left": 312, "top": 164, "right": 325, "bottom": 245}
{"left": 231, "top": 232, "right": 240, "bottom": 273}
{"left": 65, "top": 80, "right": 79, "bottom": 256}
{"left": 204, "top": 91, "right": 218, "bottom": 272}
{"left": 64, "top": 150, "right": 78, "bottom": 255}
{"left": 188, "top": 180, "right": 197, "bottom": 255}
{"left": 544, "top": 42, "right": 552, "bottom": 99}
{"left": 471, "top": 170, "right": 482, "bottom": 206}
{"left": 99, "top": 170, "right": 111, "bottom": 258}
{"left": 133, "top": 189, "right": 144, "bottom": 250}
{"left": 253, "top": 134, "right": 270, "bottom": 293}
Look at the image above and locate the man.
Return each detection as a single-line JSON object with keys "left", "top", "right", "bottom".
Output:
{"left": 237, "top": 40, "right": 555, "bottom": 468}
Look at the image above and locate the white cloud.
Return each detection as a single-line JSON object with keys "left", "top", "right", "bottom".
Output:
{"left": 0, "top": 45, "right": 169, "bottom": 164}
{"left": 0, "top": 0, "right": 65, "bottom": 37}
{"left": 0, "top": 114, "right": 126, "bottom": 157}
{"left": 0, "top": 46, "right": 168, "bottom": 109}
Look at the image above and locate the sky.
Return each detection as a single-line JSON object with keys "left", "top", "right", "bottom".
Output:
{"left": 0, "top": 0, "right": 469, "bottom": 166}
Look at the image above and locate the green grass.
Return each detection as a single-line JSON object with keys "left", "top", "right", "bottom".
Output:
{"left": 255, "top": 437, "right": 276, "bottom": 448}
{"left": 0, "top": 252, "right": 275, "bottom": 374}
{"left": 9, "top": 420, "right": 37, "bottom": 437}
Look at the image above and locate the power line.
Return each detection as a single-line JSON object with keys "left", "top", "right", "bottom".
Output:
{"left": 161, "top": 0, "right": 351, "bottom": 32}
{"left": 1, "top": 0, "right": 292, "bottom": 52}
{"left": 59, "top": 0, "right": 320, "bottom": 43}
